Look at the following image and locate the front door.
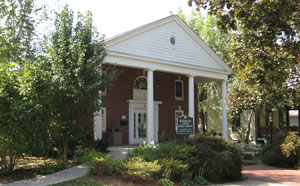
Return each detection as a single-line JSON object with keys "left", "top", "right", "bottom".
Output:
{"left": 133, "top": 110, "right": 147, "bottom": 144}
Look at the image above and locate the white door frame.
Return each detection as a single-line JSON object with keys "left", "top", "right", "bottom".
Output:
{"left": 127, "top": 99, "right": 162, "bottom": 144}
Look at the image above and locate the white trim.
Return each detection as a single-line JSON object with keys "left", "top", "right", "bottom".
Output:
{"left": 188, "top": 76, "right": 195, "bottom": 136}
{"left": 105, "top": 52, "right": 229, "bottom": 80}
{"left": 127, "top": 99, "right": 162, "bottom": 144}
{"left": 105, "top": 15, "right": 232, "bottom": 74}
{"left": 101, "top": 108, "right": 107, "bottom": 131}
{"left": 222, "top": 81, "right": 228, "bottom": 139}
{"left": 147, "top": 69, "right": 155, "bottom": 145}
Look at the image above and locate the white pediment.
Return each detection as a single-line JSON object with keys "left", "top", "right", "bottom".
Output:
{"left": 105, "top": 15, "right": 231, "bottom": 74}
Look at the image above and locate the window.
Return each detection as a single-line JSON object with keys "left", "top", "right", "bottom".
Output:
{"left": 175, "top": 80, "right": 184, "bottom": 100}
{"left": 100, "top": 108, "right": 106, "bottom": 130}
{"left": 170, "top": 36, "right": 176, "bottom": 45}
{"left": 175, "top": 110, "right": 184, "bottom": 132}
{"left": 133, "top": 76, "right": 147, "bottom": 90}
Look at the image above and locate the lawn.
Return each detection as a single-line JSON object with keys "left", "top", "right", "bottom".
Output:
{"left": 50, "top": 175, "right": 159, "bottom": 186}
{"left": 0, "top": 156, "right": 70, "bottom": 185}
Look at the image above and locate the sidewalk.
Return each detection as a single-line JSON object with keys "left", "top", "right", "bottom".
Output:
{"left": 1, "top": 164, "right": 89, "bottom": 186}
{"left": 243, "top": 164, "right": 300, "bottom": 186}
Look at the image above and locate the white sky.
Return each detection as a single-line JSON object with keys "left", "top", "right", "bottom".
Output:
{"left": 44, "top": 0, "right": 196, "bottom": 39}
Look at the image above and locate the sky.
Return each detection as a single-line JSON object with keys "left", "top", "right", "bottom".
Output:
{"left": 43, "top": 0, "right": 197, "bottom": 39}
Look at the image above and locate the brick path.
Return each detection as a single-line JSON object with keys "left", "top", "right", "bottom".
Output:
{"left": 243, "top": 165, "right": 300, "bottom": 186}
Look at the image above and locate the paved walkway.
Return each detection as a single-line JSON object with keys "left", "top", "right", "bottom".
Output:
{"left": 108, "top": 144, "right": 137, "bottom": 161}
{"left": 1, "top": 164, "right": 89, "bottom": 186}
{"left": 243, "top": 164, "right": 300, "bottom": 186}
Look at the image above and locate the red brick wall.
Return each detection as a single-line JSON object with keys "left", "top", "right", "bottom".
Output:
{"left": 102, "top": 66, "right": 198, "bottom": 144}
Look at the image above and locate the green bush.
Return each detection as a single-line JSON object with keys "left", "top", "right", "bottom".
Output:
{"left": 92, "top": 154, "right": 124, "bottom": 176}
{"left": 127, "top": 144, "right": 156, "bottom": 161}
{"left": 158, "top": 178, "right": 174, "bottom": 186}
{"left": 160, "top": 158, "right": 188, "bottom": 181}
{"left": 90, "top": 139, "right": 110, "bottom": 152}
{"left": 127, "top": 136, "right": 242, "bottom": 183}
{"left": 186, "top": 134, "right": 242, "bottom": 183}
{"left": 39, "top": 160, "right": 69, "bottom": 174}
{"left": 123, "top": 157, "right": 161, "bottom": 180}
{"left": 281, "top": 132, "right": 300, "bottom": 168}
{"left": 74, "top": 147, "right": 104, "bottom": 165}
{"left": 262, "top": 133, "right": 298, "bottom": 168}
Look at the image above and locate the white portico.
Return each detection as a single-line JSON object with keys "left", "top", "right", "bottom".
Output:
{"left": 94, "top": 15, "right": 232, "bottom": 144}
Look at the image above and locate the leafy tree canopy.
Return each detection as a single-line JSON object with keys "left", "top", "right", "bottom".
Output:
{"left": 189, "top": 0, "right": 300, "bottom": 111}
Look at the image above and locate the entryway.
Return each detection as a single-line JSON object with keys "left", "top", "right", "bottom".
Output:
{"left": 127, "top": 100, "right": 162, "bottom": 144}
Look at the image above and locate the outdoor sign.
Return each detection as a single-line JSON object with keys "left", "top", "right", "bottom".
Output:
{"left": 176, "top": 116, "right": 194, "bottom": 135}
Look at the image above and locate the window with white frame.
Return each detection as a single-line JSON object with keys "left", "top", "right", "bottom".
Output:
{"left": 175, "top": 110, "right": 184, "bottom": 132}
{"left": 101, "top": 108, "right": 106, "bottom": 131}
{"left": 175, "top": 80, "right": 184, "bottom": 100}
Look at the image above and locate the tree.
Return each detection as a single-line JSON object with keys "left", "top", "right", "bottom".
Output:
{"left": 46, "top": 6, "right": 115, "bottom": 159}
{"left": 0, "top": 0, "right": 53, "bottom": 174}
{"left": 188, "top": 0, "right": 300, "bottom": 110}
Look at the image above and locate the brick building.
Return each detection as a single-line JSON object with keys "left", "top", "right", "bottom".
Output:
{"left": 93, "top": 15, "right": 232, "bottom": 145}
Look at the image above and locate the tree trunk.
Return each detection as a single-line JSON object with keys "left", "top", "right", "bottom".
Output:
{"left": 245, "top": 110, "right": 254, "bottom": 144}
{"left": 62, "top": 139, "right": 68, "bottom": 160}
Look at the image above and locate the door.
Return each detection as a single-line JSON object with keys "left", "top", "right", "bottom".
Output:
{"left": 133, "top": 111, "right": 147, "bottom": 144}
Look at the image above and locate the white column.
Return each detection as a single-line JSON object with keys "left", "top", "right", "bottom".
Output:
{"left": 222, "top": 81, "right": 228, "bottom": 139}
{"left": 147, "top": 69, "right": 155, "bottom": 145}
{"left": 188, "top": 75, "right": 195, "bottom": 135}
{"left": 94, "top": 91, "right": 102, "bottom": 140}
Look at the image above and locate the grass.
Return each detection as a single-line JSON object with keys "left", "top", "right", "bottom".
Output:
{"left": 49, "top": 175, "right": 160, "bottom": 186}
{"left": 49, "top": 176, "right": 106, "bottom": 186}
{"left": 0, "top": 156, "right": 67, "bottom": 185}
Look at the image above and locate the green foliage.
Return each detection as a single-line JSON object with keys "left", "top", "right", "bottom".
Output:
{"left": 79, "top": 149, "right": 123, "bottom": 176}
{"left": 179, "top": 179, "right": 194, "bottom": 186}
{"left": 187, "top": 134, "right": 242, "bottom": 183}
{"left": 262, "top": 133, "right": 298, "bottom": 168}
{"left": 193, "top": 176, "right": 209, "bottom": 185}
{"left": 45, "top": 6, "right": 116, "bottom": 160}
{"left": 39, "top": 160, "right": 69, "bottom": 175}
{"left": 127, "top": 144, "right": 156, "bottom": 161}
{"left": 89, "top": 139, "right": 110, "bottom": 153}
{"left": 123, "top": 157, "right": 161, "bottom": 180}
{"left": 127, "top": 137, "right": 241, "bottom": 183}
{"left": 189, "top": 0, "right": 300, "bottom": 110}
{"left": 158, "top": 178, "right": 174, "bottom": 186}
{"left": 160, "top": 158, "right": 188, "bottom": 181}
{"left": 74, "top": 148, "right": 104, "bottom": 165}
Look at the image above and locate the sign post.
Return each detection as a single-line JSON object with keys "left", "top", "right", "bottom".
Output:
{"left": 176, "top": 116, "right": 194, "bottom": 139}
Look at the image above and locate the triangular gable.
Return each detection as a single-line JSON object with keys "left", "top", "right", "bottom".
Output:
{"left": 105, "top": 15, "right": 232, "bottom": 74}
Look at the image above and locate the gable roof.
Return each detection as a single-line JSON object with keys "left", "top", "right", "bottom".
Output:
{"left": 105, "top": 15, "right": 232, "bottom": 75}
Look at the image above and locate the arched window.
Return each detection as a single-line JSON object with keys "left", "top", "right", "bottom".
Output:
{"left": 133, "top": 76, "right": 147, "bottom": 90}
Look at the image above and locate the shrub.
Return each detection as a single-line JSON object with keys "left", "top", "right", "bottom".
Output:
{"left": 186, "top": 134, "right": 242, "bottom": 183}
{"left": 127, "top": 137, "right": 242, "bottom": 183}
{"left": 90, "top": 139, "right": 110, "bottom": 152}
{"left": 123, "top": 157, "right": 161, "bottom": 180}
{"left": 127, "top": 144, "right": 156, "bottom": 161}
{"left": 39, "top": 160, "right": 69, "bottom": 174}
{"left": 262, "top": 133, "right": 298, "bottom": 168}
{"left": 281, "top": 132, "right": 300, "bottom": 168}
{"left": 158, "top": 178, "right": 174, "bottom": 186}
{"left": 74, "top": 147, "right": 103, "bottom": 165}
{"left": 160, "top": 158, "right": 188, "bottom": 181}
{"left": 92, "top": 155, "right": 124, "bottom": 176}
